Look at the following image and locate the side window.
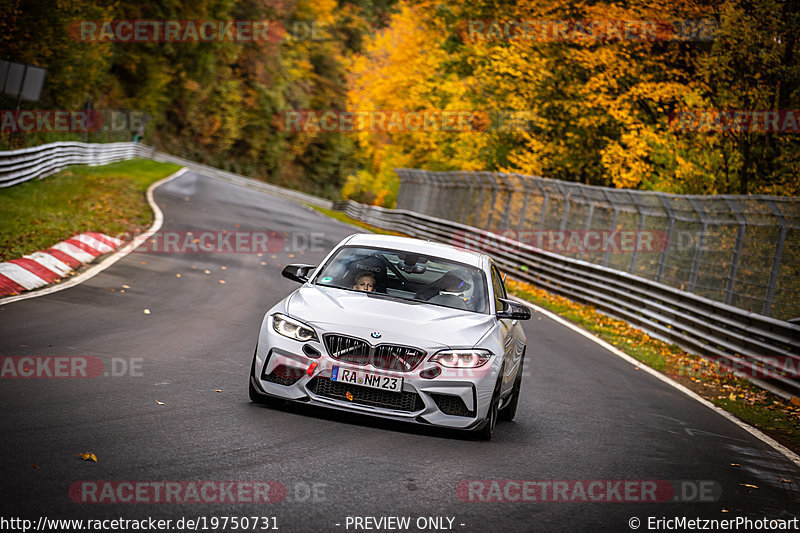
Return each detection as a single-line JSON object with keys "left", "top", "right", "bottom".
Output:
{"left": 490, "top": 265, "right": 507, "bottom": 312}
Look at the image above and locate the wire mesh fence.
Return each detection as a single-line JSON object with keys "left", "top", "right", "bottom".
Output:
{"left": 395, "top": 169, "right": 800, "bottom": 322}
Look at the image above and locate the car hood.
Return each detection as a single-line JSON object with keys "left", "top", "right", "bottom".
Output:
{"left": 285, "top": 285, "right": 494, "bottom": 349}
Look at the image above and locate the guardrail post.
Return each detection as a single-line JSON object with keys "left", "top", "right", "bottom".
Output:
{"left": 724, "top": 198, "right": 746, "bottom": 306}
{"left": 687, "top": 198, "right": 709, "bottom": 294}
{"left": 460, "top": 172, "right": 474, "bottom": 225}
{"left": 497, "top": 173, "right": 514, "bottom": 231}
{"left": 485, "top": 172, "right": 500, "bottom": 230}
{"left": 430, "top": 173, "right": 445, "bottom": 217}
{"left": 763, "top": 200, "right": 787, "bottom": 317}
{"left": 628, "top": 192, "right": 646, "bottom": 274}
{"left": 420, "top": 171, "right": 433, "bottom": 215}
{"left": 578, "top": 188, "right": 594, "bottom": 262}
{"left": 602, "top": 190, "right": 618, "bottom": 268}
{"left": 556, "top": 182, "right": 570, "bottom": 232}
{"left": 517, "top": 175, "right": 533, "bottom": 231}
{"left": 656, "top": 195, "right": 675, "bottom": 284}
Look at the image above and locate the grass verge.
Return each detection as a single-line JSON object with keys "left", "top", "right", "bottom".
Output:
{"left": 0, "top": 158, "right": 181, "bottom": 262}
{"left": 309, "top": 205, "right": 800, "bottom": 455}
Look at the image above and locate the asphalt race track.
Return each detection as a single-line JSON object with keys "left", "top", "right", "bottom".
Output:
{"left": 1, "top": 171, "right": 798, "bottom": 532}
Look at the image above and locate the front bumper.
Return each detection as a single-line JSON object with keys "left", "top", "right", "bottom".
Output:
{"left": 250, "top": 326, "right": 498, "bottom": 430}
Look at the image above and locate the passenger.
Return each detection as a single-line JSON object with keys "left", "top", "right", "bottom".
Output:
{"left": 352, "top": 271, "right": 376, "bottom": 292}
{"left": 416, "top": 271, "right": 468, "bottom": 300}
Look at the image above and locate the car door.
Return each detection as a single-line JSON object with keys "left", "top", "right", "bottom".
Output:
{"left": 490, "top": 264, "right": 524, "bottom": 395}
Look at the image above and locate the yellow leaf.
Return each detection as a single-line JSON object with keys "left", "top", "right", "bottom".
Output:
{"left": 77, "top": 452, "right": 97, "bottom": 462}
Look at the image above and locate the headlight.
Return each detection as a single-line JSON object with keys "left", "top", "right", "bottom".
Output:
{"left": 272, "top": 313, "right": 318, "bottom": 342}
{"left": 429, "top": 349, "right": 491, "bottom": 368}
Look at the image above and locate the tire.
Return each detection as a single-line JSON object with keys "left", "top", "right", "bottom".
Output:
{"left": 477, "top": 367, "right": 504, "bottom": 440}
{"left": 499, "top": 356, "right": 524, "bottom": 422}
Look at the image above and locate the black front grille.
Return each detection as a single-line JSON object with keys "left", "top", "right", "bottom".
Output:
{"left": 308, "top": 377, "right": 424, "bottom": 412}
{"left": 430, "top": 393, "right": 474, "bottom": 417}
{"left": 323, "top": 334, "right": 425, "bottom": 372}
{"left": 324, "top": 335, "right": 370, "bottom": 365}
{"left": 373, "top": 345, "right": 426, "bottom": 371}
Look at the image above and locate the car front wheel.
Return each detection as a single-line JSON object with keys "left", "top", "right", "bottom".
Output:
{"left": 477, "top": 368, "right": 504, "bottom": 440}
{"left": 499, "top": 356, "right": 524, "bottom": 422}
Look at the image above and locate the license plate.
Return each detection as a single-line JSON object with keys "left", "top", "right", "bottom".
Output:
{"left": 331, "top": 366, "right": 403, "bottom": 392}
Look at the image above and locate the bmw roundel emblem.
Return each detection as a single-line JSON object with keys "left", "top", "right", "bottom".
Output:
{"left": 370, "top": 332, "right": 382, "bottom": 339}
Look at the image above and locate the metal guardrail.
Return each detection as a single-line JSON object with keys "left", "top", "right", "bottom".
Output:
{"left": 0, "top": 142, "right": 149, "bottom": 187}
{"left": 0, "top": 141, "right": 334, "bottom": 209}
{"left": 395, "top": 169, "right": 800, "bottom": 323}
{"left": 339, "top": 200, "right": 800, "bottom": 397}
{"left": 2, "top": 141, "right": 797, "bottom": 396}
{"left": 144, "top": 148, "right": 333, "bottom": 210}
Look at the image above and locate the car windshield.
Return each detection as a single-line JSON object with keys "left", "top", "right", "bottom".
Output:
{"left": 313, "top": 246, "right": 489, "bottom": 314}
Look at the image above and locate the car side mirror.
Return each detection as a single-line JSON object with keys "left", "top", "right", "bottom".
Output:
{"left": 496, "top": 298, "right": 531, "bottom": 320}
{"left": 282, "top": 264, "right": 316, "bottom": 283}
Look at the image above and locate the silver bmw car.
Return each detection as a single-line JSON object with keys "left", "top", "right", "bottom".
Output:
{"left": 248, "top": 233, "right": 530, "bottom": 439}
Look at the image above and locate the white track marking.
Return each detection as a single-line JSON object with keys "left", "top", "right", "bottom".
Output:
{"left": 0, "top": 263, "right": 48, "bottom": 290}
{"left": 0, "top": 167, "right": 188, "bottom": 305}
{"left": 23, "top": 252, "right": 73, "bottom": 276}
{"left": 510, "top": 294, "right": 800, "bottom": 470}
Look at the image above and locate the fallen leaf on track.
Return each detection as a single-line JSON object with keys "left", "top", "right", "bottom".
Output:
{"left": 77, "top": 452, "right": 97, "bottom": 462}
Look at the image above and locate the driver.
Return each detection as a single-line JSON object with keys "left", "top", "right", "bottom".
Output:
{"left": 352, "top": 271, "right": 376, "bottom": 292}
